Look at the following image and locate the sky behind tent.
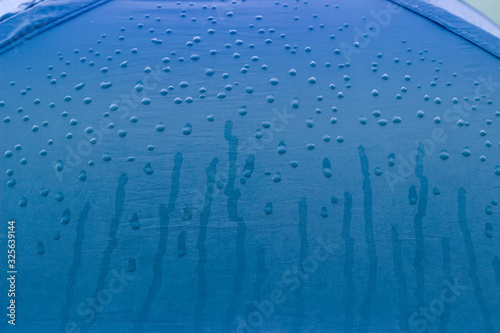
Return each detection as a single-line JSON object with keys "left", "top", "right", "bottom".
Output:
{"left": 0, "top": 0, "right": 24, "bottom": 17}
{"left": 464, "top": 0, "right": 500, "bottom": 27}
{"left": 0, "top": 0, "right": 37, "bottom": 19}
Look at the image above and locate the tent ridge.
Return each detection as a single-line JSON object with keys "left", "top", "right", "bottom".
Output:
{"left": 389, "top": 0, "right": 500, "bottom": 59}
{"left": 0, "top": 0, "right": 113, "bottom": 55}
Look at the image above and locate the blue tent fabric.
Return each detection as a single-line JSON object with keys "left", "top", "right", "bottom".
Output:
{"left": 1, "top": 0, "right": 500, "bottom": 332}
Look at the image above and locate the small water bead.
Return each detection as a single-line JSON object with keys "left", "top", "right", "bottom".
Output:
{"left": 264, "top": 202, "right": 273, "bottom": 215}
{"left": 78, "top": 170, "right": 87, "bottom": 181}
{"left": 440, "top": 150, "right": 450, "bottom": 160}
{"left": 238, "top": 106, "right": 248, "bottom": 116}
{"left": 55, "top": 192, "right": 64, "bottom": 202}
{"left": 156, "top": 123, "right": 165, "bottom": 132}
{"left": 277, "top": 141, "right": 287, "bottom": 154}
{"left": 18, "top": 197, "right": 27, "bottom": 207}
{"left": 75, "top": 82, "right": 85, "bottom": 90}
{"left": 40, "top": 187, "right": 50, "bottom": 197}
{"left": 269, "top": 78, "right": 279, "bottom": 85}
{"left": 461, "top": 147, "right": 472, "bottom": 157}
{"left": 272, "top": 173, "right": 282, "bottom": 182}
{"left": 182, "top": 123, "right": 193, "bottom": 135}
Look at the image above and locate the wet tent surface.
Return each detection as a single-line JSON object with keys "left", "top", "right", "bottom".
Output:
{"left": 1, "top": 0, "right": 500, "bottom": 332}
